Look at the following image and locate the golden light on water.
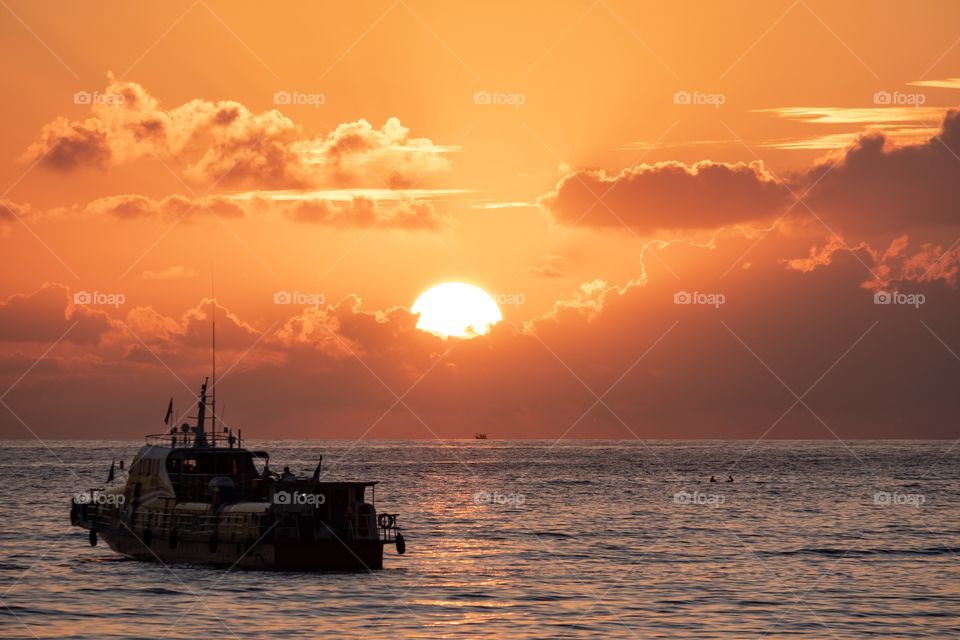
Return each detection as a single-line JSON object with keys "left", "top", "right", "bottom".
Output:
{"left": 412, "top": 283, "right": 502, "bottom": 339}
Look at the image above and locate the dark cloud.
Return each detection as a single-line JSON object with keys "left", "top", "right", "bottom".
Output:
{"left": 801, "top": 109, "right": 960, "bottom": 234}
{"left": 0, "top": 284, "right": 113, "bottom": 345}
{"left": 539, "top": 161, "right": 790, "bottom": 233}
{"left": 541, "top": 107, "right": 960, "bottom": 240}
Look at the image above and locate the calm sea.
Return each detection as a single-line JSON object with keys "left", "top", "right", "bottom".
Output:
{"left": 2, "top": 440, "right": 960, "bottom": 639}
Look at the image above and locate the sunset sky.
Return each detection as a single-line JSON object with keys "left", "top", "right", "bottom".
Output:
{"left": 2, "top": 0, "right": 960, "bottom": 438}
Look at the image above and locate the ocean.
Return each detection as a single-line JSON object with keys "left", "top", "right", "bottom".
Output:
{"left": 2, "top": 440, "right": 959, "bottom": 638}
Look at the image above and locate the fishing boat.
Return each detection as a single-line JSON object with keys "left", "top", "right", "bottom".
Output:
{"left": 474, "top": 433, "right": 488, "bottom": 440}
{"left": 69, "top": 380, "right": 405, "bottom": 570}
{"left": 69, "top": 303, "right": 405, "bottom": 571}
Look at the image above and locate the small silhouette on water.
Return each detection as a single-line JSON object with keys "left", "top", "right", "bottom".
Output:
{"left": 709, "top": 475, "right": 717, "bottom": 483}
{"left": 727, "top": 475, "right": 734, "bottom": 482}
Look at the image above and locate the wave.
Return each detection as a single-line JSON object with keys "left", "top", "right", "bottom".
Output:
{"left": 769, "top": 545, "right": 960, "bottom": 557}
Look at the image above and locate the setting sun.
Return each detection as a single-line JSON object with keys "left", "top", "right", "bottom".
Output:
{"left": 412, "top": 283, "right": 502, "bottom": 339}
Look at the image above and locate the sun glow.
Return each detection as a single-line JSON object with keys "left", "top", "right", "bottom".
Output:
{"left": 412, "top": 283, "right": 502, "bottom": 338}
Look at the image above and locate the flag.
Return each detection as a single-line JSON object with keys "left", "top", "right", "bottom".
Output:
{"left": 106, "top": 459, "right": 115, "bottom": 483}
{"left": 163, "top": 397, "right": 173, "bottom": 425}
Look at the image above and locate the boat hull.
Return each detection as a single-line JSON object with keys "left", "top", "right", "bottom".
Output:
{"left": 97, "top": 527, "right": 385, "bottom": 571}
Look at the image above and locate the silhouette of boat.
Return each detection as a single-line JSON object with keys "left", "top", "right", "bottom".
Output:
{"left": 474, "top": 432, "right": 488, "bottom": 440}
{"left": 70, "top": 303, "right": 405, "bottom": 571}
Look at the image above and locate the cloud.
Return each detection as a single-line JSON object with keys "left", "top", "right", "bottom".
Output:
{"left": 122, "top": 298, "right": 259, "bottom": 350}
{"left": 0, "top": 284, "right": 114, "bottom": 345}
{"left": 0, "top": 200, "right": 29, "bottom": 221}
{"left": 799, "top": 109, "right": 960, "bottom": 234}
{"left": 4, "top": 226, "right": 960, "bottom": 440}
{"left": 784, "top": 233, "right": 960, "bottom": 288}
{"left": 528, "top": 253, "right": 568, "bottom": 278}
{"left": 539, "top": 161, "right": 790, "bottom": 233}
{"left": 908, "top": 78, "right": 960, "bottom": 90}
{"left": 84, "top": 193, "right": 244, "bottom": 220}
{"left": 215, "top": 230, "right": 958, "bottom": 439}
{"left": 302, "top": 117, "right": 451, "bottom": 189}
{"left": 74, "top": 191, "right": 447, "bottom": 229}
{"left": 280, "top": 197, "right": 444, "bottom": 229}
{"left": 24, "top": 75, "right": 450, "bottom": 189}
{"left": 541, "top": 106, "right": 960, "bottom": 240}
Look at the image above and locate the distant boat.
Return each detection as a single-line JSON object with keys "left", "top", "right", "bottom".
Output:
{"left": 474, "top": 432, "right": 488, "bottom": 440}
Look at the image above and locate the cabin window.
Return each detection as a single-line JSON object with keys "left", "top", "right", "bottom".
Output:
{"left": 183, "top": 458, "right": 197, "bottom": 473}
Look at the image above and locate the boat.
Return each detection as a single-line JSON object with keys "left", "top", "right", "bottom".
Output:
{"left": 69, "top": 378, "right": 406, "bottom": 571}
{"left": 474, "top": 432, "right": 488, "bottom": 440}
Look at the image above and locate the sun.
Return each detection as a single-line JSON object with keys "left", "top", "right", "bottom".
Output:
{"left": 412, "top": 283, "right": 502, "bottom": 338}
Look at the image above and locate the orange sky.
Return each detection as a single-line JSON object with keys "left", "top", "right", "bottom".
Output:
{"left": 2, "top": 0, "right": 960, "bottom": 439}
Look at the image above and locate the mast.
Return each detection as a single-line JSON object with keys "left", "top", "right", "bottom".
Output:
{"left": 211, "top": 272, "right": 216, "bottom": 447}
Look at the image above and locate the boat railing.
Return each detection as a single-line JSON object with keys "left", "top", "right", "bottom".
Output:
{"left": 377, "top": 513, "right": 401, "bottom": 543}
{"left": 144, "top": 430, "right": 240, "bottom": 448}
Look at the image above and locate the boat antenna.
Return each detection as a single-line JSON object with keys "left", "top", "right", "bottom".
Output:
{"left": 211, "top": 268, "right": 216, "bottom": 447}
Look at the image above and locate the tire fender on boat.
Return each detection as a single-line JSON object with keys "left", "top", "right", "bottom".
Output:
{"left": 88, "top": 529, "right": 98, "bottom": 547}
{"left": 395, "top": 533, "right": 406, "bottom": 555}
